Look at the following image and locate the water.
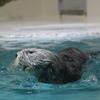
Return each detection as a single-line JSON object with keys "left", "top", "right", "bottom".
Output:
{"left": 0, "top": 23, "right": 100, "bottom": 100}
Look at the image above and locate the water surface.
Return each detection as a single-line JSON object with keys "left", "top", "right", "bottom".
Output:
{"left": 0, "top": 24, "right": 100, "bottom": 100}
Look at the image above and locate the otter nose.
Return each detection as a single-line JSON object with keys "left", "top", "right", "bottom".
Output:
{"left": 15, "top": 54, "right": 18, "bottom": 58}
{"left": 15, "top": 52, "right": 20, "bottom": 58}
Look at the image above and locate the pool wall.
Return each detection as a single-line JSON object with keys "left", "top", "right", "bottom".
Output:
{"left": 0, "top": 0, "right": 100, "bottom": 23}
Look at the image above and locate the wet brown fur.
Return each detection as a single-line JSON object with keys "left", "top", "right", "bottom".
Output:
{"left": 38, "top": 47, "right": 89, "bottom": 84}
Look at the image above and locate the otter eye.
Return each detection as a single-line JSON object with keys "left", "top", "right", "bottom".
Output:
{"left": 28, "top": 51, "right": 35, "bottom": 54}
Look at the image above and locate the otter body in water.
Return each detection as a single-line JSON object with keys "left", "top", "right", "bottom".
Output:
{"left": 10, "top": 47, "right": 100, "bottom": 84}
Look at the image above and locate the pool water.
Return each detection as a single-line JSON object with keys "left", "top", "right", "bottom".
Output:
{"left": 0, "top": 24, "right": 100, "bottom": 100}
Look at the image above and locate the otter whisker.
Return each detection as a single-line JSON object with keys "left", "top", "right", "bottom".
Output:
{"left": 8, "top": 59, "right": 20, "bottom": 71}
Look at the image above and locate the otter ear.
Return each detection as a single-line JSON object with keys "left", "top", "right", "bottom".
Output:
{"left": 44, "top": 60, "right": 52, "bottom": 69}
{"left": 44, "top": 60, "right": 51, "bottom": 65}
{"left": 42, "top": 60, "right": 52, "bottom": 68}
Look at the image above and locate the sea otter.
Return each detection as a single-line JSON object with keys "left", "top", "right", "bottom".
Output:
{"left": 9, "top": 47, "right": 100, "bottom": 84}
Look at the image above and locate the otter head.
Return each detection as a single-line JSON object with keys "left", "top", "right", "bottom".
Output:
{"left": 9, "top": 48, "right": 60, "bottom": 76}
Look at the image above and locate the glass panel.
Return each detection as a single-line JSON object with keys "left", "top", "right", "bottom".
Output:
{"left": 59, "top": 0, "right": 87, "bottom": 15}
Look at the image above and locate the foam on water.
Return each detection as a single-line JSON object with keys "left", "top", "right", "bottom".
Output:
{"left": 0, "top": 23, "right": 100, "bottom": 50}
{"left": 0, "top": 24, "right": 100, "bottom": 41}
